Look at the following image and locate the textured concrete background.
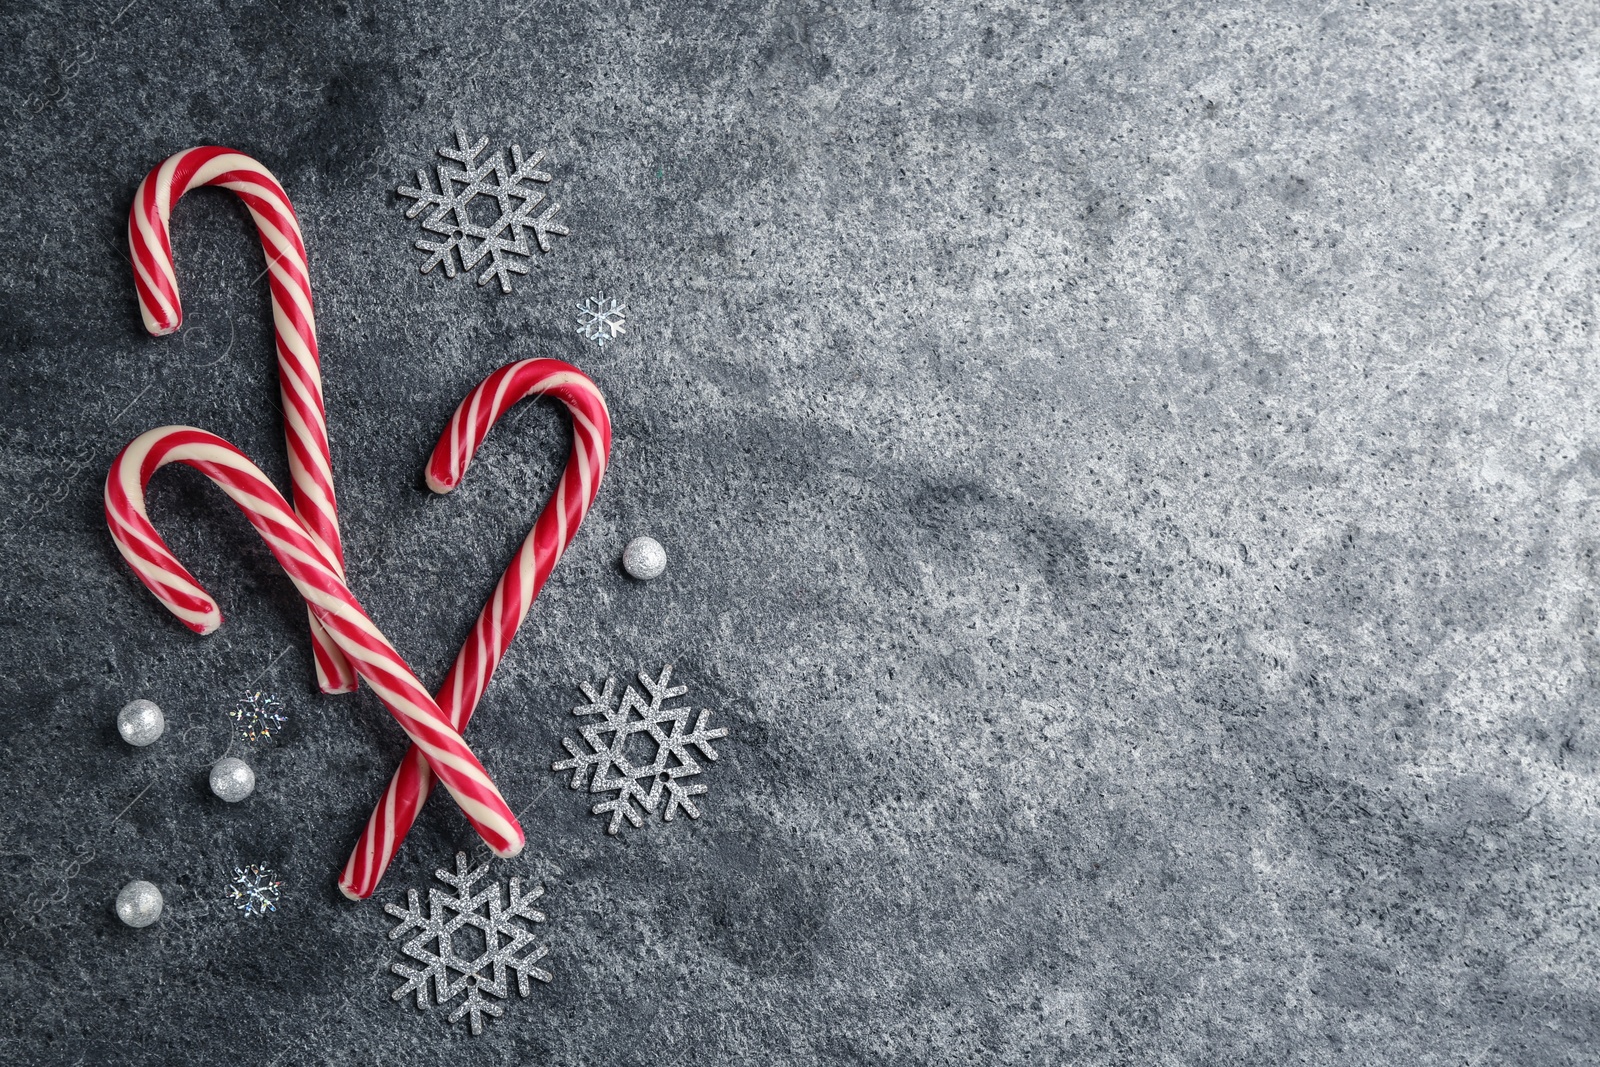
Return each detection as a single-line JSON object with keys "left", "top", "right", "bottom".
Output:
{"left": 2, "top": 1, "right": 1599, "bottom": 1063}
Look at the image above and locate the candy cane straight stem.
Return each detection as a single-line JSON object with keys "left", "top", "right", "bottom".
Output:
{"left": 128, "top": 146, "right": 357, "bottom": 695}
{"left": 339, "top": 359, "right": 612, "bottom": 900}
{"left": 104, "top": 427, "right": 524, "bottom": 857}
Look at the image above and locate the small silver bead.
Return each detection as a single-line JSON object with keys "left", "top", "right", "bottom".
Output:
{"left": 622, "top": 535, "right": 667, "bottom": 580}
{"left": 114, "top": 880, "right": 163, "bottom": 928}
{"left": 209, "top": 757, "right": 256, "bottom": 802}
{"left": 116, "top": 699, "right": 165, "bottom": 747}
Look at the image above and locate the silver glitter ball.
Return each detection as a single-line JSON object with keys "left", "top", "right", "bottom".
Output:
{"left": 209, "top": 757, "right": 256, "bottom": 802}
{"left": 114, "top": 880, "right": 163, "bottom": 928}
{"left": 622, "top": 536, "right": 668, "bottom": 581}
{"left": 116, "top": 699, "right": 165, "bottom": 747}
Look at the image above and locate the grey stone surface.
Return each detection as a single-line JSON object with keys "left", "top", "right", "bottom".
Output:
{"left": 1, "top": 1, "right": 1597, "bottom": 1063}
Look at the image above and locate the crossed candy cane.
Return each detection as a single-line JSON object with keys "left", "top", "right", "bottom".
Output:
{"left": 106, "top": 424, "right": 527, "bottom": 857}
{"left": 106, "top": 359, "right": 611, "bottom": 886}
{"left": 113, "top": 148, "right": 612, "bottom": 895}
{"left": 340, "top": 359, "right": 610, "bottom": 899}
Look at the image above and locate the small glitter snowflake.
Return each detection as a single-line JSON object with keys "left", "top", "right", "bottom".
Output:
{"left": 576, "top": 293, "right": 627, "bottom": 346}
{"left": 553, "top": 665, "right": 730, "bottom": 834}
{"left": 230, "top": 691, "right": 287, "bottom": 741}
{"left": 386, "top": 853, "right": 552, "bottom": 1035}
{"left": 398, "top": 126, "right": 570, "bottom": 293}
{"left": 228, "top": 864, "right": 284, "bottom": 917}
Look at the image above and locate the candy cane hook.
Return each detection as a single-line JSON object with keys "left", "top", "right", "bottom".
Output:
{"left": 128, "top": 147, "right": 357, "bottom": 695}
{"left": 340, "top": 359, "right": 611, "bottom": 899}
{"left": 104, "top": 426, "right": 526, "bottom": 858}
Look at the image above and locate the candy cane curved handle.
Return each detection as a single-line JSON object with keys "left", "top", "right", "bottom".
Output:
{"left": 128, "top": 147, "right": 356, "bottom": 695}
{"left": 340, "top": 359, "right": 611, "bottom": 900}
{"left": 104, "top": 426, "right": 525, "bottom": 858}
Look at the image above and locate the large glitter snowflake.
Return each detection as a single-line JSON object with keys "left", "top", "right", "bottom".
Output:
{"left": 398, "top": 126, "right": 570, "bottom": 293}
{"left": 385, "top": 853, "right": 551, "bottom": 1035}
{"left": 553, "top": 665, "right": 730, "bottom": 834}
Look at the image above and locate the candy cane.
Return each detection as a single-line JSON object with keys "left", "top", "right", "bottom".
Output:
{"left": 104, "top": 426, "right": 525, "bottom": 857}
{"left": 128, "top": 147, "right": 356, "bottom": 695}
{"left": 339, "top": 359, "right": 611, "bottom": 900}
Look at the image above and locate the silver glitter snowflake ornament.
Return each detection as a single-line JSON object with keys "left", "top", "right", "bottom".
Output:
{"left": 386, "top": 853, "right": 551, "bottom": 1035}
{"left": 398, "top": 125, "right": 570, "bottom": 293}
{"left": 554, "top": 665, "right": 730, "bottom": 834}
{"left": 229, "top": 690, "right": 287, "bottom": 741}
{"left": 576, "top": 293, "right": 627, "bottom": 346}
{"left": 227, "top": 864, "right": 284, "bottom": 917}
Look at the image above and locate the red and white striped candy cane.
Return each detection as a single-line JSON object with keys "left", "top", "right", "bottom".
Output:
{"left": 339, "top": 359, "right": 611, "bottom": 899}
{"left": 128, "top": 147, "right": 357, "bottom": 695}
{"left": 104, "top": 426, "right": 525, "bottom": 858}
